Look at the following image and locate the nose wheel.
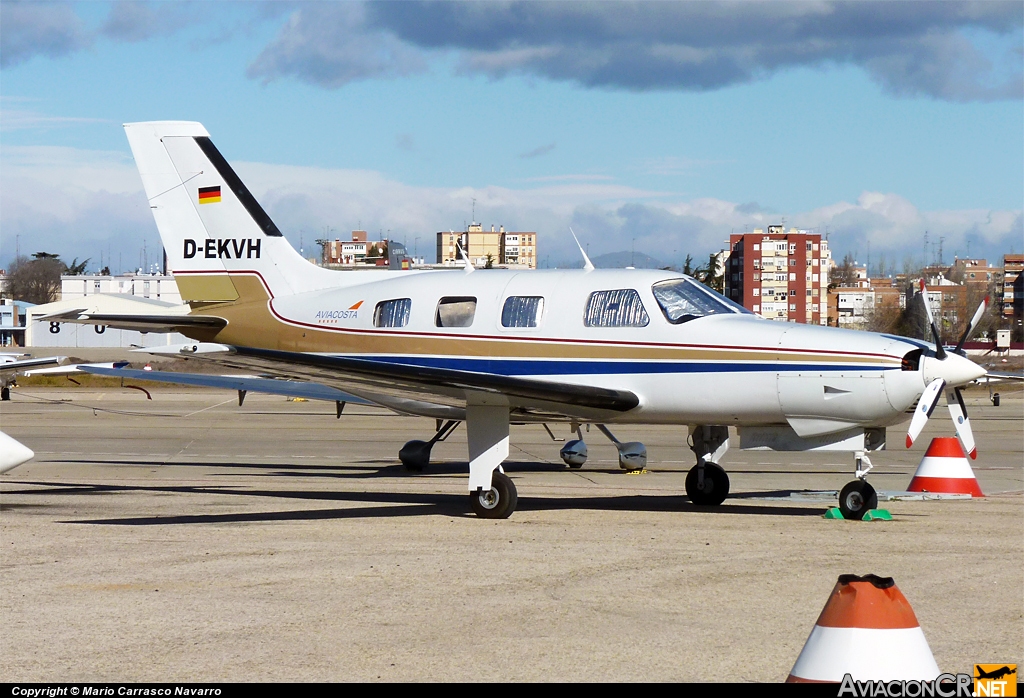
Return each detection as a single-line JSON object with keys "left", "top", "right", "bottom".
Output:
{"left": 685, "top": 461, "right": 730, "bottom": 506}
{"left": 470, "top": 471, "right": 518, "bottom": 519}
{"left": 838, "top": 480, "right": 878, "bottom": 520}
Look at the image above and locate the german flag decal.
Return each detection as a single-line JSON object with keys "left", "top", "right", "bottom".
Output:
{"left": 198, "top": 186, "right": 222, "bottom": 204}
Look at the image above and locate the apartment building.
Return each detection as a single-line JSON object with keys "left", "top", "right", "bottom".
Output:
{"left": 724, "top": 225, "right": 831, "bottom": 324}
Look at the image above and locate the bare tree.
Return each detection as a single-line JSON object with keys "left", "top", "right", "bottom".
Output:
{"left": 829, "top": 253, "right": 859, "bottom": 289}
{"left": 4, "top": 255, "right": 62, "bottom": 304}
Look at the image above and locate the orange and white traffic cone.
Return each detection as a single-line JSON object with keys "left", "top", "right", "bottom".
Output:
{"left": 787, "top": 574, "right": 940, "bottom": 682}
{"left": 907, "top": 437, "right": 984, "bottom": 497}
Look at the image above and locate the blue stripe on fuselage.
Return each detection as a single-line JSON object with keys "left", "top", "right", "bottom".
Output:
{"left": 339, "top": 356, "right": 894, "bottom": 376}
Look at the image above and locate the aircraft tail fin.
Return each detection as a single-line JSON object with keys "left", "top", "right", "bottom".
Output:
{"left": 124, "top": 121, "right": 332, "bottom": 304}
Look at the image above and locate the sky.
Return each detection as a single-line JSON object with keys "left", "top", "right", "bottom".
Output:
{"left": 1, "top": 0, "right": 1022, "bottom": 273}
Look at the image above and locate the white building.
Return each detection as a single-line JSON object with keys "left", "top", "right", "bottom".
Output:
{"left": 61, "top": 274, "right": 182, "bottom": 304}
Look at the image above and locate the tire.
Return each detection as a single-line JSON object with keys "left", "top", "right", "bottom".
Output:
{"left": 399, "top": 440, "right": 430, "bottom": 472}
{"left": 839, "top": 480, "right": 878, "bottom": 520}
{"left": 685, "top": 462, "right": 730, "bottom": 506}
{"left": 0, "top": 387, "right": 9, "bottom": 401}
{"left": 470, "top": 471, "right": 518, "bottom": 519}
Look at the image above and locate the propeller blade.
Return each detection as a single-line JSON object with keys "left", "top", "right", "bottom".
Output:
{"left": 919, "top": 280, "right": 946, "bottom": 360}
{"left": 946, "top": 387, "right": 977, "bottom": 459}
{"left": 954, "top": 296, "right": 989, "bottom": 355}
{"left": 906, "top": 377, "right": 946, "bottom": 448}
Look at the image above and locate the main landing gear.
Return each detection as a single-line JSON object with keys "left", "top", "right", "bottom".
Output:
{"left": 401, "top": 405, "right": 518, "bottom": 519}
{"left": 470, "top": 470, "right": 517, "bottom": 519}
{"left": 838, "top": 451, "right": 878, "bottom": 520}
{"left": 685, "top": 425, "right": 731, "bottom": 506}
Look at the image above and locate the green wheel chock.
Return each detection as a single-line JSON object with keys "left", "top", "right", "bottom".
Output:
{"left": 823, "top": 507, "right": 845, "bottom": 519}
{"left": 863, "top": 509, "right": 893, "bottom": 521}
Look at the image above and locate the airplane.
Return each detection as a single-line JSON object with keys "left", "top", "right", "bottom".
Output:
{"left": 974, "top": 666, "right": 1016, "bottom": 681}
{"left": 1, "top": 352, "right": 67, "bottom": 401}
{"left": 52, "top": 120, "right": 991, "bottom": 521}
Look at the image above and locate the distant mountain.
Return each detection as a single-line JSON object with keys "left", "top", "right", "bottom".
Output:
{"left": 591, "top": 250, "right": 669, "bottom": 269}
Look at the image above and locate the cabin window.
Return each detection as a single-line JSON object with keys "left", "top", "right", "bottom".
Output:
{"left": 501, "top": 296, "right": 544, "bottom": 328}
{"left": 584, "top": 289, "right": 649, "bottom": 327}
{"left": 651, "top": 278, "right": 751, "bottom": 324}
{"left": 435, "top": 296, "right": 477, "bottom": 327}
{"left": 373, "top": 298, "right": 411, "bottom": 328}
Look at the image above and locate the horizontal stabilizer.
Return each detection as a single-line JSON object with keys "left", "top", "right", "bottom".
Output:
{"left": 51, "top": 312, "right": 226, "bottom": 334}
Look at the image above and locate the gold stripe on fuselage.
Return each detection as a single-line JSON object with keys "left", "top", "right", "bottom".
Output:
{"left": 183, "top": 273, "right": 900, "bottom": 367}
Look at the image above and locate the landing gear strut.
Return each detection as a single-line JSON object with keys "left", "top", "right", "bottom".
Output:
{"left": 686, "top": 425, "right": 731, "bottom": 506}
{"left": 399, "top": 419, "right": 460, "bottom": 471}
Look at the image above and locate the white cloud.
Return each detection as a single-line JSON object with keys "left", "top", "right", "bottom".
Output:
{"left": 1, "top": 146, "right": 1019, "bottom": 272}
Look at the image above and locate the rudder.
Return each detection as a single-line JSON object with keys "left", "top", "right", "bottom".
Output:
{"left": 124, "top": 121, "right": 333, "bottom": 304}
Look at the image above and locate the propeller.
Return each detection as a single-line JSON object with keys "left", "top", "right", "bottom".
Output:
{"left": 906, "top": 377, "right": 945, "bottom": 448}
{"left": 906, "top": 283, "right": 987, "bottom": 459}
{"left": 946, "top": 387, "right": 976, "bottom": 459}
{"left": 918, "top": 279, "right": 945, "bottom": 360}
{"left": 953, "top": 296, "right": 988, "bottom": 356}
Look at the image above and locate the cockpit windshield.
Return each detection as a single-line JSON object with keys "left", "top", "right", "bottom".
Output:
{"left": 651, "top": 278, "right": 752, "bottom": 324}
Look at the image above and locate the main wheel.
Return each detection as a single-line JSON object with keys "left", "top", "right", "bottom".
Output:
{"left": 685, "top": 461, "right": 730, "bottom": 506}
{"left": 399, "top": 440, "right": 431, "bottom": 472}
{"left": 839, "top": 480, "right": 877, "bottom": 520}
{"left": 0, "top": 387, "right": 9, "bottom": 401}
{"left": 470, "top": 471, "right": 518, "bottom": 519}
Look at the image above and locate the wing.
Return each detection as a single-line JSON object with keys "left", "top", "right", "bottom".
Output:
{"left": 0, "top": 356, "right": 67, "bottom": 376}
{"left": 80, "top": 365, "right": 375, "bottom": 406}
{"left": 140, "top": 342, "right": 640, "bottom": 421}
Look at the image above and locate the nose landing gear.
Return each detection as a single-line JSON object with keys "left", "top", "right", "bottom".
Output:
{"left": 686, "top": 425, "right": 731, "bottom": 506}
{"left": 838, "top": 479, "right": 878, "bottom": 520}
{"left": 838, "top": 450, "right": 879, "bottom": 520}
{"left": 685, "top": 460, "right": 730, "bottom": 506}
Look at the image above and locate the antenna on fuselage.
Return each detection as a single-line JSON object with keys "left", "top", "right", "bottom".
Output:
{"left": 569, "top": 227, "right": 595, "bottom": 271}
{"left": 454, "top": 233, "right": 474, "bottom": 274}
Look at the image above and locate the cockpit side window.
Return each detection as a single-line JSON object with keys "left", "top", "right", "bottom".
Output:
{"left": 651, "top": 278, "right": 751, "bottom": 324}
{"left": 501, "top": 296, "right": 544, "bottom": 328}
{"left": 373, "top": 298, "right": 411, "bottom": 328}
{"left": 583, "top": 289, "right": 650, "bottom": 327}
{"left": 435, "top": 296, "right": 477, "bottom": 327}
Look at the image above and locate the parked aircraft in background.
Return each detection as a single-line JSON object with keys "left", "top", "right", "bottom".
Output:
{"left": 51, "top": 121, "right": 989, "bottom": 520}
{"left": 1, "top": 353, "right": 66, "bottom": 401}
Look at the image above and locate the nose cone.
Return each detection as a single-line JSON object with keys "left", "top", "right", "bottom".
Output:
{"left": 922, "top": 353, "right": 987, "bottom": 387}
{"left": 0, "top": 431, "right": 34, "bottom": 474}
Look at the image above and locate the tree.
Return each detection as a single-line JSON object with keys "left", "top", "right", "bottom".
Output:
{"left": 484, "top": 252, "right": 495, "bottom": 269}
{"left": 829, "top": 253, "right": 859, "bottom": 289}
{"left": 694, "top": 253, "right": 724, "bottom": 293}
{"left": 682, "top": 254, "right": 694, "bottom": 276}
{"left": 4, "top": 255, "right": 62, "bottom": 304}
{"left": 63, "top": 257, "right": 90, "bottom": 275}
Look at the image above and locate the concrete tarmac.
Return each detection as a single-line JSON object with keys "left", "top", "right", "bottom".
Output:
{"left": 1, "top": 385, "right": 1021, "bottom": 682}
